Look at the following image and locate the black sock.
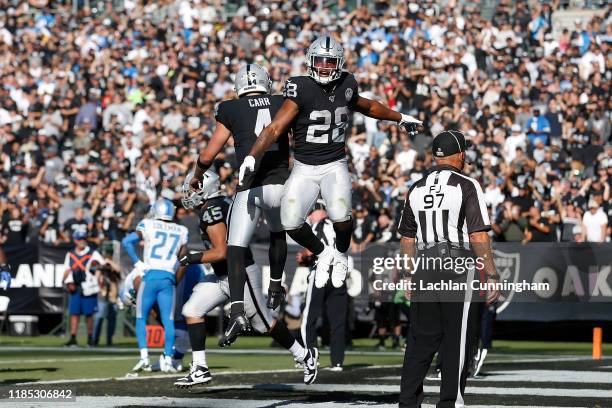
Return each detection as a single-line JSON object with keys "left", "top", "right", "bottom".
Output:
{"left": 70, "top": 334, "right": 76, "bottom": 342}
{"left": 187, "top": 322, "right": 207, "bottom": 352}
{"left": 268, "top": 231, "right": 287, "bottom": 283}
{"left": 333, "top": 218, "right": 353, "bottom": 253}
{"left": 287, "top": 224, "right": 324, "bottom": 255}
{"left": 227, "top": 245, "right": 247, "bottom": 317}
{"left": 269, "top": 320, "right": 296, "bottom": 350}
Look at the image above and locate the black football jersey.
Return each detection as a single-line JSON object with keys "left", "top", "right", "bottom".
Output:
{"left": 215, "top": 94, "right": 290, "bottom": 191}
{"left": 283, "top": 72, "right": 359, "bottom": 165}
{"left": 198, "top": 196, "right": 254, "bottom": 277}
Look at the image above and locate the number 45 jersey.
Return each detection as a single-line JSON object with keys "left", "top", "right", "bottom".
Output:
{"left": 215, "top": 94, "right": 290, "bottom": 192}
{"left": 197, "top": 195, "right": 232, "bottom": 277}
{"left": 283, "top": 72, "right": 359, "bottom": 165}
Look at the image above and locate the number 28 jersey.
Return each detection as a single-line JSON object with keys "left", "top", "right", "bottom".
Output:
{"left": 283, "top": 72, "right": 359, "bottom": 165}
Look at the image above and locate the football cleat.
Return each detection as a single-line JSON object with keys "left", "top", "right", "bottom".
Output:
{"left": 174, "top": 364, "right": 212, "bottom": 388}
{"left": 472, "top": 348, "right": 488, "bottom": 377}
{"left": 218, "top": 313, "right": 252, "bottom": 347}
{"left": 314, "top": 246, "right": 335, "bottom": 288}
{"left": 297, "top": 347, "right": 319, "bottom": 385}
{"left": 331, "top": 249, "right": 348, "bottom": 288}
{"left": 132, "top": 358, "right": 152, "bottom": 372}
{"left": 267, "top": 280, "right": 285, "bottom": 310}
{"left": 328, "top": 364, "right": 343, "bottom": 372}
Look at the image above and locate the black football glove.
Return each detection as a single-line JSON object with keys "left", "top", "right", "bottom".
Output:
{"left": 180, "top": 251, "right": 204, "bottom": 266}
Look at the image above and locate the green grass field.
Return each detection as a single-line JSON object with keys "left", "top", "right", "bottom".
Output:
{"left": 0, "top": 334, "right": 609, "bottom": 385}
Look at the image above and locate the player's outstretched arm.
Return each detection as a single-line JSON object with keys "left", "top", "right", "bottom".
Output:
{"left": 354, "top": 96, "right": 422, "bottom": 134}
{"left": 193, "top": 122, "right": 231, "bottom": 183}
{"left": 354, "top": 96, "right": 402, "bottom": 121}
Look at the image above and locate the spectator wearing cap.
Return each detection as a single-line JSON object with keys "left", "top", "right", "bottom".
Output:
{"left": 525, "top": 108, "right": 551, "bottom": 146}
{"left": 62, "top": 230, "right": 105, "bottom": 347}
{"left": 582, "top": 200, "right": 608, "bottom": 242}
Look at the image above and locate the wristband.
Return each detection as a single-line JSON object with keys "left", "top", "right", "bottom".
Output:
{"left": 196, "top": 158, "right": 208, "bottom": 171}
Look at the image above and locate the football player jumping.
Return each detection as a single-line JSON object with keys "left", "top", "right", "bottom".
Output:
{"left": 189, "top": 64, "right": 291, "bottom": 344}
{"left": 174, "top": 172, "right": 319, "bottom": 387}
{"left": 237, "top": 35, "right": 421, "bottom": 331}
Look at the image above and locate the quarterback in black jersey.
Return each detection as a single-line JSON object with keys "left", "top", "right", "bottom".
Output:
{"left": 239, "top": 36, "right": 422, "bottom": 293}
{"left": 176, "top": 170, "right": 319, "bottom": 387}
{"left": 189, "top": 64, "right": 291, "bottom": 343}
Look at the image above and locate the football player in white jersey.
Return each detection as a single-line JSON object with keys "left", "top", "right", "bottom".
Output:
{"left": 122, "top": 199, "right": 189, "bottom": 373}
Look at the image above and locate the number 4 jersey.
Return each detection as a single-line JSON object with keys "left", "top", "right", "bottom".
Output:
{"left": 283, "top": 72, "right": 359, "bottom": 165}
{"left": 215, "top": 94, "right": 290, "bottom": 192}
{"left": 137, "top": 219, "right": 189, "bottom": 275}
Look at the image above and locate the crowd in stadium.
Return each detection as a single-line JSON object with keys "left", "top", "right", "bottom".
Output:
{"left": 0, "top": 0, "right": 610, "bottom": 251}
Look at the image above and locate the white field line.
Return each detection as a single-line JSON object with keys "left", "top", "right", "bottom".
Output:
{"left": 373, "top": 369, "right": 612, "bottom": 384}
{"left": 13, "top": 364, "right": 404, "bottom": 386}
{"left": 0, "top": 356, "right": 135, "bottom": 364}
{"left": 181, "top": 383, "right": 612, "bottom": 398}
{"left": 0, "top": 396, "right": 587, "bottom": 408}
{"left": 2, "top": 351, "right": 604, "bottom": 366}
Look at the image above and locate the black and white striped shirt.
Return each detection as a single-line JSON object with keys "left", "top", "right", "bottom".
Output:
{"left": 398, "top": 165, "right": 490, "bottom": 245}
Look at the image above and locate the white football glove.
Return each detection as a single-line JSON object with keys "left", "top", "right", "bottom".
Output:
{"left": 399, "top": 113, "right": 422, "bottom": 136}
{"left": 238, "top": 155, "right": 256, "bottom": 186}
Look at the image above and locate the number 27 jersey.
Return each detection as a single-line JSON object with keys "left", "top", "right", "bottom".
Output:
{"left": 283, "top": 72, "right": 359, "bottom": 165}
{"left": 137, "top": 218, "right": 189, "bottom": 274}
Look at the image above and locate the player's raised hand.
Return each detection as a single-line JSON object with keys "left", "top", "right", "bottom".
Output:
{"left": 399, "top": 113, "right": 423, "bottom": 136}
{"left": 238, "top": 155, "right": 256, "bottom": 186}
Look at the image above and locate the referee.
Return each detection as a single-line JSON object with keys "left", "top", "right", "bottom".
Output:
{"left": 398, "top": 130, "right": 500, "bottom": 408}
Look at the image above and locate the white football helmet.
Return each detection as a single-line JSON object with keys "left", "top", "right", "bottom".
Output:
{"left": 152, "top": 198, "right": 175, "bottom": 221}
{"left": 234, "top": 64, "right": 272, "bottom": 97}
{"left": 181, "top": 170, "right": 221, "bottom": 209}
{"left": 306, "top": 36, "right": 345, "bottom": 85}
